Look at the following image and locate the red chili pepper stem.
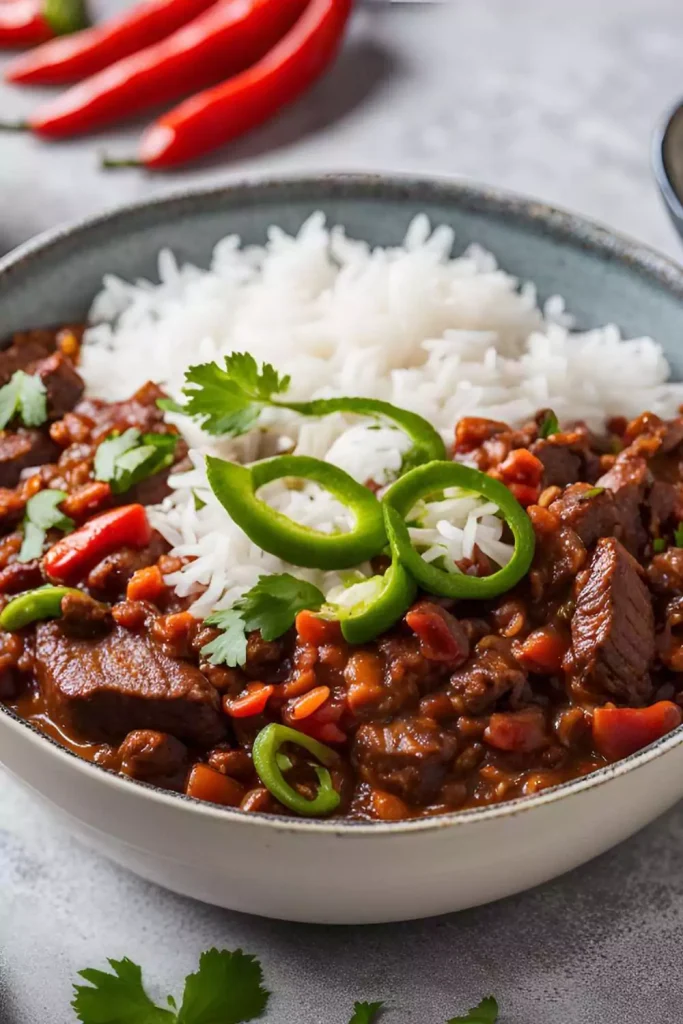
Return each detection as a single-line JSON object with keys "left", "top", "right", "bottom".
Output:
{"left": 100, "top": 156, "right": 143, "bottom": 169}
{"left": 0, "top": 121, "right": 29, "bottom": 131}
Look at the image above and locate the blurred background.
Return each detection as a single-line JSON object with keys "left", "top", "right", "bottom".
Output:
{"left": 3, "top": 1, "right": 683, "bottom": 1022}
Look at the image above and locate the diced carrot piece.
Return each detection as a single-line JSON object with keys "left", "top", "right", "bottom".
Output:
{"left": 223, "top": 683, "right": 274, "bottom": 718}
{"left": 126, "top": 564, "right": 166, "bottom": 603}
{"left": 370, "top": 788, "right": 410, "bottom": 821}
{"left": 290, "top": 685, "right": 330, "bottom": 721}
{"left": 295, "top": 609, "right": 342, "bottom": 646}
{"left": 185, "top": 764, "right": 245, "bottom": 806}
{"left": 514, "top": 626, "right": 567, "bottom": 674}
{"left": 592, "top": 701, "right": 682, "bottom": 761}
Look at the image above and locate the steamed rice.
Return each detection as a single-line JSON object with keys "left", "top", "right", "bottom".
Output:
{"left": 78, "top": 213, "right": 683, "bottom": 618}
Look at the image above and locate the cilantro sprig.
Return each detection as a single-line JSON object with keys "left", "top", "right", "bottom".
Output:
{"left": 94, "top": 428, "right": 178, "bottom": 495}
{"left": 18, "top": 488, "right": 74, "bottom": 562}
{"left": 160, "top": 353, "right": 290, "bottom": 437}
{"left": 201, "top": 573, "right": 325, "bottom": 668}
{"left": 0, "top": 369, "right": 47, "bottom": 429}
{"left": 72, "top": 947, "right": 498, "bottom": 1024}
{"left": 72, "top": 949, "right": 268, "bottom": 1024}
{"left": 538, "top": 409, "right": 559, "bottom": 439}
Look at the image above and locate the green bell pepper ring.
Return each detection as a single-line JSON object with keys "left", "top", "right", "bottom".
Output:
{"left": 206, "top": 454, "right": 386, "bottom": 570}
{"left": 280, "top": 397, "right": 447, "bottom": 468}
{"left": 323, "top": 561, "right": 417, "bottom": 644}
{"left": 382, "top": 461, "right": 536, "bottom": 599}
{"left": 0, "top": 585, "right": 82, "bottom": 631}
{"left": 252, "top": 723, "right": 341, "bottom": 817}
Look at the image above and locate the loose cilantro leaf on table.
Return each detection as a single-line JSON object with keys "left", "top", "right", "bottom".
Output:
{"left": 349, "top": 1000, "right": 384, "bottom": 1023}
{"left": 447, "top": 995, "right": 499, "bottom": 1024}
{"left": 18, "top": 488, "right": 74, "bottom": 562}
{"left": 94, "top": 428, "right": 177, "bottom": 495}
{"left": 0, "top": 370, "right": 47, "bottom": 429}
{"left": 169, "top": 353, "right": 290, "bottom": 437}
{"left": 73, "top": 949, "right": 269, "bottom": 1024}
{"left": 201, "top": 574, "right": 325, "bottom": 667}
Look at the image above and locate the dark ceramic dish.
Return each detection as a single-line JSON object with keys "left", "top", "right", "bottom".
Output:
{"left": 653, "top": 99, "right": 683, "bottom": 243}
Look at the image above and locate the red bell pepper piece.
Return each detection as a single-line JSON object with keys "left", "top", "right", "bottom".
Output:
{"left": 592, "top": 701, "right": 682, "bottom": 761}
{"left": 514, "top": 625, "right": 567, "bottom": 674}
{"left": 43, "top": 503, "right": 152, "bottom": 584}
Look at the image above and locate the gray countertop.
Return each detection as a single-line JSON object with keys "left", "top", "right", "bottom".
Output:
{"left": 2, "top": 1, "right": 683, "bottom": 1021}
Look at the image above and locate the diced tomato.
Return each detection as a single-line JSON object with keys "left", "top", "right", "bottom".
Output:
{"left": 185, "top": 764, "right": 245, "bottom": 806}
{"left": 126, "top": 564, "right": 166, "bottom": 603}
{"left": 454, "top": 416, "right": 508, "bottom": 454}
{"left": 514, "top": 626, "right": 567, "bottom": 674}
{"left": 507, "top": 482, "right": 541, "bottom": 507}
{"left": 223, "top": 683, "right": 274, "bottom": 719}
{"left": 405, "top": 601, "right": 468, "bottom": 664}
{"left": 295, "top": 609, "right": 342, "bottom": 646}
{"left": 484, "top": 708, "right": 549, "bottom": 753}
{"left": 499, "top": 448, "right": 544, "bottom": 485}
{"left": 592, "top": 701, "right": 683, "bottom": 761}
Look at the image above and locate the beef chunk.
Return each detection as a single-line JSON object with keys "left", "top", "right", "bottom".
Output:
{"left": 0, "top": 558, "right": 43, "bottom": 595}
{"left": 0, "top": 429, "right": 59, "bottom": 487}
{"left": 647, "top": 547, "right": 683, "bottom": 596}
{"left": 86, "top": 533, "right": 168, "bottom": 600}
{"left": 596, "top": 454, "right": 649, "bottom": 552}
{"left": 119, "top": 729, "right": 188, "bottom": 783}
{"left": 34, "top": 622, "right": 226, "bottom": 746}
{"left": 30, "top": 352, "right": 84, "bottom": 419}
{"left": 549, "top": 480, "right": 644, "bottom": 555}
{"left": 353, "top": 716, "right": 458, "bottom": 804}
{"left": 59, "top": 591, "right": 112, "bottom": 638}
{"left": 531, "top": 438, "right": 583, "bottom": 488}
{"left": 77, "top": 381, "right": 168, "bottom": 440}
{"left": 0, "top": 331, "right": 55, "bottom": 386}
{"left": 570, "top": 537, "right": 654, "bottom": 705}
{"left": 448, "top": 644, "right": 529, "bottom": 714}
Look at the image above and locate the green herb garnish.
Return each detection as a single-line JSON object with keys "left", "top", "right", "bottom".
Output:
{"left": 578, "top": 486, "right": 605, "bottom": 501}
{"left": 538, "top": 409, "right": 559, "bottom": 439}
{"left": 72, "top": 949, "right": 269, "bottom": 1024}
{"left": 653, "top": 537, "right": 667, "bottom": 553}
{"left": 0, "top": 370, "right": 47, "bottom": 429}
{"left": 675, "top": 522, "right": 683, "bottom": 548}
{"left": 201, "top": 573, "right": 325, "bottom": 668}
{"left": 447, "top": 996, "right": 499, "bottom": 1023}
{"left": 18, "top": 488, "right": 74, "bottom": 562}
{"left": 349, "top": 1001, "right": 384, "bottom": 1024}
{"left": 94, "top": 428, "right": 177, "bottom": 495}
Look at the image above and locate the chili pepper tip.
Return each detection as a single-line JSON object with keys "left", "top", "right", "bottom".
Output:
{"left": 0, "top": 121, "right": 29, "bottom": 132}
{"left": 100, "top": 155, "right": 143, "bottom": 170}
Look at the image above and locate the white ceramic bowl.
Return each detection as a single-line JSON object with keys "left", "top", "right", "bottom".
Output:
{"left": 2, "top": 175, "right": 683, "bottom": 924}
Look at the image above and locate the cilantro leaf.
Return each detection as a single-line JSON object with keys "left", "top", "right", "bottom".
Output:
{"left": 94, "top": 429, "right": 177, "bottom": 495}
{"left": 349, "top": 1000, "right": 384, "bottom": 1023}
{"left": 174, "top": 354, "right": 290, "bottom": 437}
{"left": 577, "top": 487, "right": 605, "bottom": 501}
{"left": 200, "top": 574, "right": 325, "bottom": 667}
{"left": 238, "top": 573, "right": 325, "bottom": 640}
{"left": 175, "top": 948, "right": 269, "bottom": 1024}
{"left": 18, "top": 488, "right": 74, "bottom": 562}
{"left": 675, "top": 521, "right": 683, "bottom": 548}
{"left": 538, "top": 409, "right": 559, "bottom": 439}
{"left": 201, "top": 608, "right": 248, "bottom": 668}
{"left": 72, "top": 956, "right": 175, "bottom": 1024}
{"left": 653, "top": 537, "right": 667, "bottom": 553}
{"left": 0, "top": 370, "right": 47, "bottom": 429}
{"left": 447, "top": 996, "right": 499, "bottom": 1024}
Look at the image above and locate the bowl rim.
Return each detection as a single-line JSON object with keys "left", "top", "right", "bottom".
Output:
{"left": 651, "top": 98, "right": 683, "bottom": 225}
{"left": 2, "top": 169, "right": 683, "bottom": 837}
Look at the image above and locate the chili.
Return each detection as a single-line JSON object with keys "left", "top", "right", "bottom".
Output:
{"left": 43, "top": 503, "right": 152, "bottom": 584}
{"left": 383, "top": 461, "right": 536, "bottom": 599}
{"left": 0, "top": 0, "right": 86, "bottom": 48}
{"left": 5, "top": 0, "right": 214, "bottom": 84}
{"left": 18, "top": 0, "right": 308, "bottom": 139}
{"left": 102, "top": 0, "right": 353, "bottom": 170}
{"left": 206, "top": 454, "right": 386, "bottom": 570}
{"left": 252, "top": 723, "right": 341, "bottom": 817}
{"left": 0, "top": 584, "right": 82, "bottom": 630}
{"left": 323, "top": 561, "right": 417, "bottom": 644}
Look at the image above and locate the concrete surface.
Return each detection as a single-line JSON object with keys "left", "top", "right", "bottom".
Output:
{"left": 2, "top": 0, "right": 683, "bottom": 1021}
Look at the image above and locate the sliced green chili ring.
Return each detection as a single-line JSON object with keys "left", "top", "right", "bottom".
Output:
{"left": 382, "top": 461, "right": 536, "bottom": 599}
{"left": 206, "top": 454, "right": 386, "bottom": 570}
{"left": 0, "top": 585, "right": 82, "bottom": 631}
{"left": 322, "top": 561, "right": 417, "bottom": 644}
{"left": 252, "top": 723, "right": 341, "bottom": 817}
{"left": 280, "top": 397, "right": 447, "bottom": 468}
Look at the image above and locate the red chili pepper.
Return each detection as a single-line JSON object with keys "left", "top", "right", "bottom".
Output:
{"left": 43, "top": 503, "right": 152, "bottom": 584}
{"left": 6, "top": 0, "right": 215, "bottom": 84}
{"left": 223, "top": 682, "right": 274, "bottom": 719}
{"left": 14, "top": 0, "right": 310, "bottom": 138}
{"left": 592, "top": 701, "right": 682, "bottom": 761}
{"left": 103, "top": 0, "right": 353, "bottom": 170}
{"left": 0, "top": 0, "right": 86, "bottom": 48}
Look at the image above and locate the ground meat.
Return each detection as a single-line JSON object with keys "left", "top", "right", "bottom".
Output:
{"left": 0, "top": 558, "right": 43, "bottom": 595}
{"left": 34, "top": 622, "right": 226, "bottom": 746}
{"left": 570, "top": 537, "right": 654, "bottom": 705}
{"left": 118, "top": 729, "right": 188, "bottom": 783}
{"left": 76, "top": 381, "right": 169, "bottom": 441}
{"left": 353, "top": 715, "right": 458, "bottom": 804}
{"left": 0, "top": 429, "right": 59, "bottom": 488}
{"left": 59, "top": 591, "right": 113, "bottom": 639}
{"left": 448, "top": 642, "right": 529, "bottom": 714}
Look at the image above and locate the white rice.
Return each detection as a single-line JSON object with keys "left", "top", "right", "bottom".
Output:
{"left": 78, "top": 213, "right": 683, "bottom": 617}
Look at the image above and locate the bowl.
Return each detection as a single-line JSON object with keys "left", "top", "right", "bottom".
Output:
{"left": 3, "top": 174, "right": 683, "bottom": 925}
{"left": 653, "top": 99, "right": 683, "bottom": 244}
